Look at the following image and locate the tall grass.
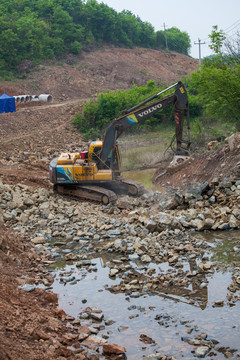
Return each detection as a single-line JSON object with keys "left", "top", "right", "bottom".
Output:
{"left": 118, "top": 117, "right": 237, "bottom": 171}
{"left": 118, "top": 126, "right": 175, "bottom": 171}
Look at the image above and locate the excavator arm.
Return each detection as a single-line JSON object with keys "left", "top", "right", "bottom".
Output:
{"left": 100, "top": 81, "right": 190, "bottom": 165}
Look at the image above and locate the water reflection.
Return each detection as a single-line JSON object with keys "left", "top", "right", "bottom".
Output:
{"left": 210, "top": 237, "right": 240, "bottom": 266}
{"left": 122, "top": 169, "right": 165, "bottom": 191}
{"left": 103, "top": 257, "right": 209, "bottom": 310}
{"left": 47, "top": 231, "right": 240, "bottom": 359}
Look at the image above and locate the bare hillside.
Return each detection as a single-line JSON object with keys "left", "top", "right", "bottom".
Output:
{"left": 1, "top": 46, "right": 198, "bottom": 101}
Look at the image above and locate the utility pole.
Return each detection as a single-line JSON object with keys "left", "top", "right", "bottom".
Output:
{"left": 163, "top": 23, "right": 168, "bottom": 50}
{"left": 194, "top": 38, "right": 206, "bottom": 67}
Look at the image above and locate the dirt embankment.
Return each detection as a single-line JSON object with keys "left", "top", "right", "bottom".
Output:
{"left": 0, "top": 225, "right": 76, "bottom": 360}
{"left": 153, "top": 134, "right": 240, "bottom": 189}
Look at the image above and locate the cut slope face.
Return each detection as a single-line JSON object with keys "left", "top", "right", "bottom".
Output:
{"left": 1, "top": 46, "right": 198, "bottom": 101}
{"left": 153, "top": 133, "right": 240, "bottom": 189}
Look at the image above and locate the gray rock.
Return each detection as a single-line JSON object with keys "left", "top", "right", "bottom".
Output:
{"left": 184, "top": 192, "right": 195, "bottom": 203}
{"left": 109, "top": 269, "right": 119, "bottom": 277}
{"left": 106, "top": 229, "right": 121, "bottom": 237}
{"left": 158, "top": 212, "right": 173, "bottom": 226}
{"left": 91, "top": 312, "right": 104, "bottom": 321}
{"left": 105, "top": 319, "right": 116, "bottom": 326}
{"left": 141, "top": 254, "right": 151, "bottom": 263}
{"left": 118, "top": 326, "right": 129, "bottom": 332}
{"left": 218, "top": 222, "right": 230, "bottom": 230}
{"left": 114, "top": 239, "right": 127, "bottom": 250}
{"left": 3, "top": 212, "right": 12, "bottom": 221}
{"left": 146, "top": 219, "right": 158, "bottom": 232}
{"left": 194, "top": 346, "right": 209, "bottom": 357}
{"left": 19, "top": 284, "right": 36, "bottom": 292}
{"left": 175, "top": 191, "right": 184, "bottom": 204}
{"left": 23, "top": 198, "right": 34, "bottom": 206}
{"left": 128, "top": 253, "right": 139, "bottom": 261}
{"left": 209, "top": 195, "right": 216, "bottom": 204}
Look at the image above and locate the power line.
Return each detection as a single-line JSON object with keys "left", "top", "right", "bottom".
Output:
{"left": 225, "top": 24, "right": 240, "bottom": 35}
{"left": 223, "top": 19, "right": 240, "bottom": 32}
{"left": 200, "top": 19, "right": 240, "bottom": 42}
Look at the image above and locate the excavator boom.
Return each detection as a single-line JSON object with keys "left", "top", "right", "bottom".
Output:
{"left": 100, "top": 81, "right": 190, "bottom": 164}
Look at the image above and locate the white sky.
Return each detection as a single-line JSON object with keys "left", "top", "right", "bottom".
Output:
{"left": 99, "top": 0, "right": 240, "bottom": 59}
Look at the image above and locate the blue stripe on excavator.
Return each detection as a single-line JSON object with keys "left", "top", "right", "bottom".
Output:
{"left": 56, "top": 167, "right": 73, "bottom": 183}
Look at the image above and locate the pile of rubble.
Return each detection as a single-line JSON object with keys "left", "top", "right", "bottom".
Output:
{"left": 154, "top": 177, "right": 240, "bottom": 232}
{"left": 1, "top": 177, "right": 240, "bottom": 358}
{"left": 0, "top": 176, "right": 240, "bottom": 244}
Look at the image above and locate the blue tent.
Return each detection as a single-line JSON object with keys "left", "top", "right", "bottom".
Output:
{"left": 0, "top": 93, "right": 16, "bottom": 113}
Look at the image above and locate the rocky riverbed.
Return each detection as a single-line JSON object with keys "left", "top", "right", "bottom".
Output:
{"left": 0, "top": 175, "right": 240, "bottom": 359}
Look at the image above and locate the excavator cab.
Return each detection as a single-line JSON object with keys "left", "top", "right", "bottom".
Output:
{"left": 88, "top": 141, "right": 121, "bottom": 177}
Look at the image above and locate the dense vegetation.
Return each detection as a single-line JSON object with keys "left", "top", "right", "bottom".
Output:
{"left": 73, "top": 48, "right": 240, "bottom": 143}
{"left": 188, "top": 56, "right": 240, "bottom": 129}
{"left": 187, "top": 27, "right": 240, "bottom": 139}
{"left": 0, "top": 0, "right": 190, "bottom": 77}
{"left": 73, "top": 80, "right": 201, "bottom": 140}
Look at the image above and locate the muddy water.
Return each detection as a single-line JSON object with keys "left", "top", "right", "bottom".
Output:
{"left": 49, "top": 231, "right": 240, "bottom": 359}
{"left": 122, "top": 169, "right": 164, "bottom": 192}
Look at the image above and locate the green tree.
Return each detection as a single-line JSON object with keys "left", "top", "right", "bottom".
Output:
{"left": 0, "top": 0, "right": 192, "bottom": 75}
{"left": 166, "top": 27, "right": 191, "bottom": 55}
{"left": 189, "top": 58, "right": 240, "bottom": 128}
{"left": 0, "top": 28, "right": 18, "bottom": 68}
{"left": 155, "top": 30, "right": 166, "bottom": 49}
{"left": 117, "top": 10, "right": 140, "bottom": 47}
{"left": 70, "top": 40, "right": 82, "bottom": 54}
{"left": 209, "top": 25, "right": 226, "bottom": 54}
{"left": 139, "top": 21, "right": 155, "bottom": 47}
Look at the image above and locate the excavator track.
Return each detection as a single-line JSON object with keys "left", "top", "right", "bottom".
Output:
{"left": 55, "top": 184, "right": 117, "bottom": 205}
{"left": 117, "top": 178, "right": 145, "bottom": 196}
{"left": 54, "top": 178, "right": 145, "bottom": 204}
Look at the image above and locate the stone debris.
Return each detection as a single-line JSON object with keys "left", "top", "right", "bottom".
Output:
{"left": 1, "top": 178, "right": 239, "bottom": 238}
{"left": 0, "top": 176, "right": 240, "bottom": 358}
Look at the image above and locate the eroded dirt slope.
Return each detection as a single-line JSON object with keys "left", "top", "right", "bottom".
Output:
{"left": 0, "top": 224, "right": 75, "bottom": 360}
{"left": 153, "top": 135, "right": 240, "bottom": 189}
{"left": 1, "top": 46, "right": 198, "bottom": 101}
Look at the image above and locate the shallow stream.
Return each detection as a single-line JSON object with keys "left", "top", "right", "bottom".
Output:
{"left": 47, "top": 230, "right": 240, "bottom": 359}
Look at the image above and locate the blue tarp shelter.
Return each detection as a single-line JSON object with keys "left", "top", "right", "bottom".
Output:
{"left": 0, "top": 93, "right": 16, "bottom": 113}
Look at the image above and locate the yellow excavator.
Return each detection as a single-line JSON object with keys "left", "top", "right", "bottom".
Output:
{"left": 49, "top": 81, "right": 190, "bottom": 204}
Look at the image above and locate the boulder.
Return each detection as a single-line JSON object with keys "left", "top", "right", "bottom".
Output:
{"left": 103, "top": 343, "right": 126, "bottom": 355}
{"left": 226, "top": 132, "right": 240, "bottom": 151}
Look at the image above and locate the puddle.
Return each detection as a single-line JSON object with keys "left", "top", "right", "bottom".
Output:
{"left": 46, "top": 231, "right": 240, "bottom": 359}
{"left": 122, "top": 169, "right": 166, "bottom": 192}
